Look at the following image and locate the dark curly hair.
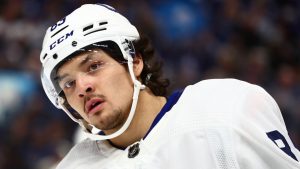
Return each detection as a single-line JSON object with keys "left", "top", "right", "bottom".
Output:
{"left": 105, "top": 35, "right": 170, "bottom": 97}
{"left": 132, "top": 35, "right": 170, "bottom": 97}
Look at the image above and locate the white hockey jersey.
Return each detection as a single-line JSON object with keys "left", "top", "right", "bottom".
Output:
{"left": 56, "top": 79, "right": 300, "bottom": 169}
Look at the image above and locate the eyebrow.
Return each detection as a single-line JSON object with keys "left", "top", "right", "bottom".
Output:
{"left": 79, "top": 52, "right": 96, "bottom": 67}
{"left": 54, "top": 53, "right": 97, "bottom": 83}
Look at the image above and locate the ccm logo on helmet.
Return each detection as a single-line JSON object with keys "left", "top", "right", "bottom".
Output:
{"left": 49, "top": 30, "right": 74, "bottom": 50}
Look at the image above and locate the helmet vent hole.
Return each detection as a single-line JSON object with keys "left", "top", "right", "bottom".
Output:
{"left": 84, "top": 28, "right": 107, "bottom": 36}
{"left": 43, "top": 53, "right": 48, "bottom": 60}
{"left": 53, "top": 54, "right": 58, "bottom": 59}
{"left": 83, "top": 24, "right": 94, "bottom": 32}
{"left": 99, "top": 21, "right": 108, "bottom": 26}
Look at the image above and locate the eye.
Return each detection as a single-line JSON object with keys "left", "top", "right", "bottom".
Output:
{"left": 64, "top": 80, "right": 75, "bottom": 89}
{"left": 88, "top": 62, "right": 104, "bottom": 72}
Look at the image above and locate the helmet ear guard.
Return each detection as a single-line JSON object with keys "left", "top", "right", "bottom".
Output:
{"left": 40, "top": 4, "right": 145, "bottom": 140}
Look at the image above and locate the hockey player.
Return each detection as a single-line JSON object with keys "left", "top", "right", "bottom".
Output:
{"left": 40, "top": 4, "right": 300, "bottom": 169}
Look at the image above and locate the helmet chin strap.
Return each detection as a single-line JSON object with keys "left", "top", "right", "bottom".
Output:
{"left": 60, "top": 55, "right": 145, "bottom": 140}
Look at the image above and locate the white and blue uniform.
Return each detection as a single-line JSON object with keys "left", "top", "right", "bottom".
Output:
{"left": 56, "top": 79, "right": 300, "bottom": 169}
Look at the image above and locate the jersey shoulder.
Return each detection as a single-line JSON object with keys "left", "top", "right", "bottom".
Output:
{"left": 153, "top": 78, "right": 255, "bottom": 138}
{"left": 183, "top": 78, "right": 285, "bottom": 128}
{"left": 189, "top": 78, "right": 253, "bottom": 92}
{"left": 184, "top": 78, "right": 255, "bottom": 104}
{"left": 56, "top": 139, "right": 96, "bottom": 169}
{"left": 178, "top": 78, "right": 254, "bottom": 117}
{"left": 56, "top": 138, "right": 116, "bottom": 169}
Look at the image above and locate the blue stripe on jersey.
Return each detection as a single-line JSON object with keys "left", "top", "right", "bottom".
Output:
{"left": 143, "top": 90, "right": 183, "bottom": 139}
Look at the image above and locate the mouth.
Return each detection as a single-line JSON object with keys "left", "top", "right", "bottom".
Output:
{"left": 85, "top": 98, "right": 104, "bottom": 117}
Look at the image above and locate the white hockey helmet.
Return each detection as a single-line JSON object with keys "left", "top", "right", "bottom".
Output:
{"left": 40, "top": 4, "right": 145, "bottom": 140}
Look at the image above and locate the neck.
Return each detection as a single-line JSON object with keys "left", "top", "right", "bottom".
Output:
{"left": 108, "top": 88, "right": 166, "bottom": 149}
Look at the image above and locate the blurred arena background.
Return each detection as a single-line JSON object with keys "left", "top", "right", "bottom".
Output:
{"left": 0, "top": 0, "right": 299, "bottom": 168}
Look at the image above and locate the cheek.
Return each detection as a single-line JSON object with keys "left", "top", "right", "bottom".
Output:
{"left": 104, "top": 72, "right": 133, "bottom": 108}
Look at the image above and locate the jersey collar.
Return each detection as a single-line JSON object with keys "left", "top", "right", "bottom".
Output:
{"left": 143, "top": 89, "right": 183, "bottom": 139}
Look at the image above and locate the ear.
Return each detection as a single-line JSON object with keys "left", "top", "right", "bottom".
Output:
{"left": 132, "top": 54, "right": 144, "bottom": 78}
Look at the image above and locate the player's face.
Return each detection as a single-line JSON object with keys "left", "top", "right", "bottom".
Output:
{"left": 56, "top": 49, "right": 135, "bottom": 133}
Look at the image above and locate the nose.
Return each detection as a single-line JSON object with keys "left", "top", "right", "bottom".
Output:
{"left": 77, "top": 77, "right": 94, "bottom": 98}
